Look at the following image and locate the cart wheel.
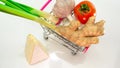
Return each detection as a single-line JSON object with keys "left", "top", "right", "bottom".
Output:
{"left": 44, "top": 35, "right": 48, "bottom": 40}
{"left": 43, "top": 33, "right": 48, "bottom": 40}
{"left": 43, "top": 32, "right": 49, "bottom": 40}
{"left": 44, "top": 36, "right": 48, "bottom": 40}
{"left": 71, "top": 51, "right": 77, "bottom": 55}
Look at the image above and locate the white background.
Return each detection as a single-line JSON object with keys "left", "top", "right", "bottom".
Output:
{"left": 0, "top": 0, "right": 120, "bottom": 68}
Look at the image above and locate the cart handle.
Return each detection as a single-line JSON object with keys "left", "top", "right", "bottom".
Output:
{"left": 40, "top": 0, "right": 52, "bottom": 10}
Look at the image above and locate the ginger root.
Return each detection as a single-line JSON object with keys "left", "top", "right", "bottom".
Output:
{"left": 56, "top": 16, "right": 105, "bottom": 47}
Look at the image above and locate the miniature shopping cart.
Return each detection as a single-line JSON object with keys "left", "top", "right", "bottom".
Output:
{"left": 40, "top": 0, "right": 89, "bottom": 55}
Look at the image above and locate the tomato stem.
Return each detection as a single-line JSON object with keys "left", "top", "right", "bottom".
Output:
{"left": 80, "top": 4, "right": 90, "bottom": 14}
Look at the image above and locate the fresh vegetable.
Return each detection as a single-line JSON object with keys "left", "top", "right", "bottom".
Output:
{"left": 74, "top": 1, "right": 96, "bottom": 24}
{"left": 0, "top": 0, "right": 57, "bottom": 30}
{"left": 52, "top": 0, "right": 75, "bottom": 18}
{"left": 56, "top": 16, "right": 105, "bottom": 47}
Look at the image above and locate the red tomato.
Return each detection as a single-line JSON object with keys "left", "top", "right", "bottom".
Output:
{"left": 74, "top": 1, "right": 96, "bottom": 24}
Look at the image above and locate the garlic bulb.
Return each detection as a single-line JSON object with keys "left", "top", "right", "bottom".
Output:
{"left": 52, "top": 0, "right": 75, "bottom": 18}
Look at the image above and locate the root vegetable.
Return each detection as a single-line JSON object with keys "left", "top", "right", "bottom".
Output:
{"left": 56, "top": 16, "right": 105, "bottom": 47}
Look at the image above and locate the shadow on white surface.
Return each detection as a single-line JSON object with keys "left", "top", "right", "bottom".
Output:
{"left": 48, "top": 52, "right": 86, "bottom": 68}
{"left": 44, "top": 37, "right": 86, "bottom": 67}
{"left": 55, "top": 51, "right": 86, "bottom": 65}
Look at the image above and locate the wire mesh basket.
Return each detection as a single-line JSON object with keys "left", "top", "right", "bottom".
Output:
{"left": 40, "top": 0, "right": 89, "bottom": 55}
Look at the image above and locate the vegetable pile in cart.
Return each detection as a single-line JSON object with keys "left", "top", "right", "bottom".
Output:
{"left": 51, "top": 0, "right": 105, "bottom": 52}
{"left": 0, "top": 0, "right": 105, "bottom": 55}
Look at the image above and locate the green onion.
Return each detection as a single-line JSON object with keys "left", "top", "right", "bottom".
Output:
{"left": 35, "top": 18, "right": 56, "bottom": 30}
{"left": 0, "top": 0, "right": 23, "bottom": 11}
{"left": 5, "top": 0, "right": 40, "bottom": 17}
{"left": 2, "top": 0, "right": 59, "bottom": 24}
{"left": 0, "top": 4, "right": 38, "bottom": 20}
{"left": 13, "top": 2, "right": 59, "bottom": 24}
{"left": 0, "top": 4, "right": 56, "bottom": 30}
{"left": 0, "top": 0, "right": 57, "bottom": 30}
{"left": 31, "top": 10, "right": 59, "bottom": 23}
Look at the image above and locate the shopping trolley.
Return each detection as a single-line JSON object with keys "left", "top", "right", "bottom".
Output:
{"left": 40, "top": 0, "right": 89, "bottom": 55}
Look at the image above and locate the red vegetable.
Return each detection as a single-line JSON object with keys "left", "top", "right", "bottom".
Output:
{"left": 74, "top": 1, "right": 96, "bottom": 24}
